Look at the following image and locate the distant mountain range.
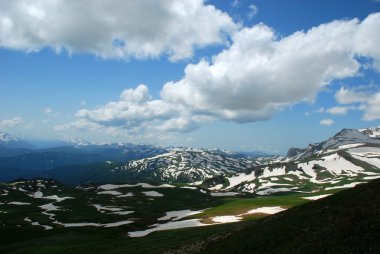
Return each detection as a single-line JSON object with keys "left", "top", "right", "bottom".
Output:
{"left": 0, "top": 128, "right": 379, "bottom": 193}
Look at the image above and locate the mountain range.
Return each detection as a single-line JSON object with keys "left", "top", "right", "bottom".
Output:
{"left": 0, "top": 127, "right": 379, "bottom": 194}
{"left": 1, "top": 128, "right": 380, "bottom": 253}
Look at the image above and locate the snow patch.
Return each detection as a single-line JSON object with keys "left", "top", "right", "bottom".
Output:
{"left": 256, "top": 188, "right": 293, "bottom": 195}
{"left": 226, "top": 171, "right": 256, "bottom": 189}
{"left": 302, "top": 194, "right": 332, "bottom": 200}
{"left": 9, "top": 201, "right": 31, "bottom": 205}
{"left": 39, "top": 203, "right": 61, "bottom": 211}
{"left": 181, "top": 186, "right": 197, "bottom": 190}
{"left": 352, "top": 155, "right": 380, "bottom": 169}
{"left": 363, "top": 175, "right": 380, "bottom": 180}
{"left": 97, "top": 190, "right": 122, "bottom": 195}
{"left": 325, "top": 182, "right": 364, "bottom": 190}
{"left": 116, "top": 193, "right": 134, "bottom": 198}
{"left": 212, "top": 216, "right": 241, "bottom": 223}
{"left": 98, "top": 183, "right": 175, "bottom": 190}
{"left": 242, "top": 206, "right": 286, "bottom": 215}
{"left": 210, "top": 192, "right": 239, "bottom": 196}
{"left": 142, "top": 191, "right": 164, "bottom": 197}
{"left": 128, "top": 219, "right": 206, "bottom": 237}
{"left": 158, "top": 210, "right": 203, "bottom": 221}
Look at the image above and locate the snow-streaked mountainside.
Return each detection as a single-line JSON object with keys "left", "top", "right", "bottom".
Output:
{"left": 1, "top": 127, "right": 380, "bottom": 196}
{"left": 115, "top": 127, "right": 380, "bottom": 195}
{"left": 0, "top": 132, "right": 34, "bottom": 149}
{"left": 119, "top": 148, "right": 259, "bottom": 182}
{"left": 359, "top": 127, "right": 380, "bottom": 139}
{"left": 0, "top": 132, "right": 18, "bottom": 143}
{"left": 287, "top": 128, "right": 380, "bottom": 161}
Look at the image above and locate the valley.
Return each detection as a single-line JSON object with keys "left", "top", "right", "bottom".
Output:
{"left": 1, "top": 127, "right": 380, "bottom": 253}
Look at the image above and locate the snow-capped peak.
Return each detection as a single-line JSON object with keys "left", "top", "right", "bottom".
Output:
{"left": 0, "top": 132, "right": 19, "bottom": 143}
{"left": 359, "top": 127, "right": 380, "bottom": 139}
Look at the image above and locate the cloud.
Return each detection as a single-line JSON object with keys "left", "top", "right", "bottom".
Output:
{"left": 59, "top": 13, "right": 380, "bottom": 135}
{"left": 161, "top": 13, "right": 380, "bottom": 123}
{"left": 334, "top": 86, "right": 380, "bottom": 121}
{"left": 54, "top": 119, "right": 128, "bottom": 137}
{"left": 43, "top": 107, "right": 59, "bottom": 118}
{"left": 231, "top": 0, "right": 240, "bottom": 8}
{"left": 43, "top": 107, "right": 52, "bottom": 115}
{"left": 305, "top": 107, "right": 325, "bottom": 116}
{"left": 320, "top": 119, "right": 334, "bottom": 126}
{"left": 247, "top": 5, "right": 258, "bottom": 19}
{"left": 0, "top": 0, "right": 237, "bottom": 61}
{"left": 326, "top": 106, "right": 351, "bottom": 115}
{"left": 0, "top": 117, "right": 24, "bottom": 129}
{"left": 335, "top": 87, "right": 370, "bottom": 104}
{"left": 67, "top": 84, "right": 214, "bottom": 134}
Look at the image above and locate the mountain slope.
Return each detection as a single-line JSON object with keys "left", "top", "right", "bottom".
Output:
{"left": 1, "top": 128, "right": 379, "bottom": 192}
{"left": 120, "top": 148, "right": 258, "bottom": 182}
{"left": 199, "top": 127, "right": 380, "bottom": 195}
{"left": 0, "top": 132, "right": 34, "bottom": 149}
{"left": 174, "top": 179, "right": 380, "bottom": 254}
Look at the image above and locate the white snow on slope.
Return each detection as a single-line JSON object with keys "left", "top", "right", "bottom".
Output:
{"left": 210, "top": 192, "right": 239, "bottom": 196}
{"left": 351, "top": 155, "right": 380, "bottom": 169}
{"left": 212, "top": 216, "right": 241, "bottom": 223}
{"left": 302, "top": 194, "right": 332, "bottom": 200}
{"left": 242, "top": 206, "right": 286, "bottom": 215}
{"left": 92, "top": 204, "right": 123, "bottom": 213}
{"left": 39, "top": 203, "right": 61, "bottom": 211}
{"left": 338, "top": 143, "right": 365, "bottom": 149}
{"left": 103, "top": 221, "right": 134, "bottom": 227}
{"left": 98, "top": 183, "right": 175, "bottom": 190}
{"left": 363, "top": 175, "right": 380, "bottom": 180}
{"left": 53, "top": 219, "right": 133, "bottom": 228}
{"left": 211, "top": 206, "right": 286, "bottom": 224}
{"left": 240, "top": 183, "right": 256, "bottom": 193}
{"left": 226, "top": 171, "right": 256, "bottom": 189}
{"left": 209, "top": 184, "right": 223, "bottom": 190}
{"left": 24, "top": 217, "right": 53, "bottom": 230}
{"left": 112, "top": 211, "right": 134, "bottom": 215}
{"left": 128, "top": 219, "right": 206, "bottom": 237}
{"left": 97, "top": 190, "right": 122, "bottom": 195}
{"left": 158, "top": 210, "right": 203, "bottom": 221}
{"left": 298, "top": 153, "right": 363, "bottom": 178}
{"left": 256, "top": 188, "right": 293, "bottom": 195}
{"left": 348, "top": 147, "right": 380, "bottom": 158}
{"left": 359, "top": 127, "right": 380, "bottom": 138}
{"left": 116, "top": 193, "right": 134, "bottom": 198}
{"left": 325, "top": 182, "right": 364, "bottom": 190}
{"left": 8, "top": 201, "right": 31, "bottom": 205}
{"left": 29, "top": 192, "right": 73, "bottom": 202}
{"left": 181, "top": 186, "right": 197, "bottom": 190}
{"left": 142, "top": 191, "right": 164, "bottom": 197}
{"left": 261, "top": 166, "right": 286, "bottom": 178}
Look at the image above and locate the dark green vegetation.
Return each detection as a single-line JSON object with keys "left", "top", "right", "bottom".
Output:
{"left": 184, "top": 179, "right": 380, "bottom": 254}
{"left": 0, "top": 179, "right": 246, "bottom": 254}
{"left": 2, "top": 178, "right": 378, "bottom": 253}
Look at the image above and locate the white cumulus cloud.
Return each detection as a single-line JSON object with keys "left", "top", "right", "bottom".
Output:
{"left": 326, "top": 106, "right": 352, "bottom": 115}
{"left": 320, "top": 119, "right": 334, "bottom": 126}
{"left": 335, "top": 86, "right": 380, "bottom": 121}
{"left": 57, "top": 13, "right": 380, "bottom": 135}
{"left": 0, "top": 117, "right": 24, "bottom": 129}
{"left": 0, "top": 0, "right": 237, "bottom": 61}
{"left": 161, "top": 13, "right": 380, "bottom": 123}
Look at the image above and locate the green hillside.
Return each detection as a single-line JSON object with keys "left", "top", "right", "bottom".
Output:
{"left": 180, "top": 179, "right": 380, "bottom": 254}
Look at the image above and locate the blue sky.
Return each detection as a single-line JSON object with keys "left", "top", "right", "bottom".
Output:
{"left": 0, "top": 0, "right": 379, "bottom": 154}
